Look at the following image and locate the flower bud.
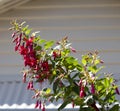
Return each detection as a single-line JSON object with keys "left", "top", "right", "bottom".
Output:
{"left": 70, "top": 47, "right": 76, "bottom": 53}
{"left": 72, "top": 100, "right": 74, "bottom": 108}
{"left": 12, "top": 32, "right": 16, "bottom": 38}
{"left": 115, "top": 87, "right": 120, "bottom": 95}
{"left": 91, "top": 83, "right": 95, "bottom": 94}
{"left": 35, "top": 100, "right": 39, "bottom": 108}
{"left": 42, "top": 105, "right": 45, "bottom": 111}
{"left": 22, "top": 72, "right": 26, "bottom": 83}
{"left": 79, "top": 86, "right": 85, "bottom": 98}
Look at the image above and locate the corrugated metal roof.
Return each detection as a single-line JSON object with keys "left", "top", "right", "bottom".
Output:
{"left": 0, "top": 74, "right": 79, "bottom": 111}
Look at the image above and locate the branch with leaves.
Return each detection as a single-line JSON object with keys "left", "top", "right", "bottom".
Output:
{"left": 10, "top": 20, "right": 120, "bottom": 111}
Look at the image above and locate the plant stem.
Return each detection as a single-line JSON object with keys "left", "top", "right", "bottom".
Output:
{"left": 90, "top": 103, "right": 99, "bottom": 111}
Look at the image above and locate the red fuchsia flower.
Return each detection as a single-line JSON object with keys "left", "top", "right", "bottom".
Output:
{"left": 41, "top": 61, "right": 49, "bottom": 71}
{"left": 27, "top": 81, "right": 34, "bottom": 90}
{"left": 79, "top": 79, "right": 82, "bottom": 87}
{"left": 42, "top": 105, "right": 45, "bottom": 111}
{"left": 19, "top": 45, "right": 28, "bottom": 55}
{"left": 53, "top": 51, "right": 58, "bottom": 59}
{"left": 13, "top": 33, "right": 22, "bottom": 51}
{"left": 35, "top": 100, "right": 39, "bottom": 108}
{"left": 23, "top": 55, "right": 37, "bottom": 68}
{"left": 25, "top": 37, "right": 34, "bottom": 47}
{"left": 79, "top": 86, "right": 85, "bottom": 98}
{"left": 29, "top": 58, "right": 37, "bottom": 67}
{"left": 23, "top": 72, "right": 26, "bottom": 83}
{"left": 39, "top": 101, "right": 42, "bottom": 109}
{"left": 52, "top": 51, "right": 61, "bottom": 59}
{"left": 12, "top": 36, "right": 18, "bottom": 43}
{"left": 91, "top": 83, "right": 95, "bottom": 94}
{"left": 15, "top": 45, "right": 19, "bottom": 51}
{"left": 72, "top": 100, "right": 74, "bottom": 108}
{"left": 12, "top": 32, "right": 16, "bottom": 38}
{"left": 32, "top": 92, "right": 40, "bottom": 99}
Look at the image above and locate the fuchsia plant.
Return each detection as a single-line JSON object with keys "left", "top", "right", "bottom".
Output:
{"left": 10, "top": 20, "right": 120, "bottom": 111}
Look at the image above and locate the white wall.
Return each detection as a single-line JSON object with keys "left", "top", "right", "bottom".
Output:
{"left": 0, "top": 0, "right": 120, "bottom": 78}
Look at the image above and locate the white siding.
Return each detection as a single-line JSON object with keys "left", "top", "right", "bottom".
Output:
{"left": 0, "top": 0, "right": 120, "bottom": 75}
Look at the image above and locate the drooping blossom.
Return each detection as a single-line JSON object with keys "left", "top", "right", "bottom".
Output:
{"left": 42, "top": 105, "right": 45, "bottom": 111}
{"left": 79, "top": 86, "right": 85, "bottom": 98}
{"left": 91, "top": 83, "right": 95, "bottom": 94}
{"left": 22, "top": 72, "right": 26, "bottom": 83}
{"left": 41, "top": 61, "right": 49, "bottom": 71}
{"left": 35, "top": 100, "right": 39, "bottom": 108}
{"left": 70, "top": 47, "right": 76, "bottom": 53}
{"left": 52, "top": 50, "right": 61, "bottom": 59}
{"left": 12, "top": 32, "right": 16, "bottom": 38}
{"left": 39, "top": 100, "right": 42, "bottom": 109}
{"left": 115, "top": 87, "right": 120, "bottom": 95}
{"left": 27, "top": 81, "right": 34, "bottom": 90}
{"left": 19, "top": 45, "right": 28, "bottom": 55}
{"left": 72, "top": 100, "right": 74, "bottom": 108}
{"left": 78, "top": 79, "right": 82, "bottom": 87}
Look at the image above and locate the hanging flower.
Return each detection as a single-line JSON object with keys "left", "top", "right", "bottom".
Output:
{"left": 22, "top": 72, "right": 27, "bottom": 83}
{"left": 79, "top": 86, "right": 85, "bottom": 98}
{"left": 91, "top": 83, "right": 95, "bottom": 94}
{"left": 115, "top": 87, "right": 120, "bottom": 95}
{"left": 27, "top": 81, "right": 34, "bottom": 90}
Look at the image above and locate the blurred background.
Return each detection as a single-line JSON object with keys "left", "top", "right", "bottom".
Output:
{"left": 0, "top": 0, "right": 120, "bottom": 110}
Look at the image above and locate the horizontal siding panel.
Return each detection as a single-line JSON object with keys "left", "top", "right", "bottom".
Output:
{"left": 16, "top": 4, "right": 120, "bottom": 9}
{"left": 23, "top": 0, "right": 120, "bottom": 6}
{"left": 2, "top": 7, "right": 120, "bottom": 18}
{"left": 0, "top": 0, "right": 120, "bottom": 76}
{"left": 0, "top": 66, "right": 22, "bottom": 75}
{"left": 1, "top": 18, "right": 120, "bottom": 28}
{"left": 1, "top": 15, "right": 120, "bottom": 21}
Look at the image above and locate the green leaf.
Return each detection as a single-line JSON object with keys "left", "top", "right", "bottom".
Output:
{"left": 25, "top": 29, "right": 32, "bottom": 35}
{"left": 81, "top": 55, "right": 88, "bottom": 66}
{"left": 88, "top": 65, "right": 97, "bottom": 74}
{"left": 104, "top": 91, "right": 115, "bottom": 102}
{"left": 46, "top": 88, "right": 51, "bottom": 94}
{"left": 94, "top": 59, "right": 100, "bottom": 65}
{"left": 66, "top": 56, "right": 78, "bottom": 65}
{"left": 82, "top": 59, "right": 86, "bottom": 66}
{"left": 22, "top": 25, "right": 29, "bottom": 32}
{"left": 44, "top": 41, "right": 54, "bottom": 49}
{"left": 104, "top": 77, "right": 110, "bottom": 88}
{"left": 33, "top": 36, "right": 40, "bottom": 42}
{"left": 109, "top": 104, "right": 120, "bottom": 111}
{"left": 39, "top": 39, "right": 46, "bottom": 44}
